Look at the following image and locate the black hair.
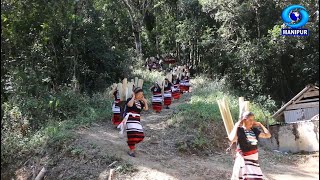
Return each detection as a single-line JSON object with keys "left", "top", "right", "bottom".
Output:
{"left": 133, "top": 87, "right": 143, "bottom": 94}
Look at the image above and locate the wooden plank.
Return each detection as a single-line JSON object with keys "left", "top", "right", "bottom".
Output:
{"left": 166, "top": 73, "right": 172, "bottom": 82}
{"left": 303, "top": 91, "right": 319, "bottom": 98}
{"left": 293, "top": 89, "right": 319, "bottom": 104}
{"left": 286, "top": 102, "right": 319, "bottom": 110}
{"left": 272, "top": 86, "right": 312, "bottom": 118}
{"left": 126, "top": 82, "right": 134, "bottom": 99}
{"left": 309, "top": 87, "right": 319, "bottom": 92}
{"left": 157, "top": 78, "right": 163, "bottom": 86}
{"left": 239, "top": 97, "right": 245, "bottom": 120}
{"left": 122, "top": 78, "right": 127, "bottom": 101}
{"left": 117, "top": 83, "right": 123, "bottom": 101}
{"left": 138, "top": 79, "right": 144, "bottom": 88}
{"left": 223, "top": 98, "right": 234, "bottom": 133}
{"left": 295, "top": 98, "right": 319, "bottom": 104}
{"left": 217, "top": 98, "right": 234, "bottom": 135}
{"left": 134, "top": 77, "right": 139, "bottom": 87}
{"left": 109, "top": 83, "right": 117, "bottom": 96}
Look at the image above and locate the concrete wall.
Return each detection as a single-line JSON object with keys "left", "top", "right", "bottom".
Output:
{"left": 260, "top": 120, "right": 319, "bottom": 153}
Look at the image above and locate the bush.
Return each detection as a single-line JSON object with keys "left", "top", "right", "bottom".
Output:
{"left": 1, "top": 88, "right": 113, "bottom": 169}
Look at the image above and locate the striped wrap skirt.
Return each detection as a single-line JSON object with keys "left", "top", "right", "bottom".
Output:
{"left": 125, "top": 112, "right": 144, "bottom": 150}
{"left": 163, "top": 90, "right": 172, "bottom": 106}
{"left": 231, "top": 152, "right": 264, "bottom": 180}
{"left": 112, "top": 100, "right": 121, "bottom": 125}
{"left": 180, "top": 81, "right": 190, "bottom": 93}
{"left": 171, "top": 85, "right": 181, "bottom": 99}
{"left": 152, "top": 93, "right": 163, "bottom": 112}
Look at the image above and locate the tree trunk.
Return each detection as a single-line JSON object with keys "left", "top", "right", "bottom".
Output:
{"left": 176, "top": 42, "right": 180, "bottom": 63}
{"left": 255, "top": 1, "right": 261, "bottom": 38}
{"left": 196, "top": 39, "right": 199, "bottom": 71}
{"left": 155, "top": 15, "right": 160, "bottom": 58}
{"left": 189, "top": 41, "right": 193, "bottom": 67}
{"left": 133, "top": 30, "right": 143, "bottom": 61}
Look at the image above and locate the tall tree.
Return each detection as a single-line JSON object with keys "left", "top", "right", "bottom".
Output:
{"left": 120, "top": 0, "right": 154, "bottom": 61}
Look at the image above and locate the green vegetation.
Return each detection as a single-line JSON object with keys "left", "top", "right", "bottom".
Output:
{"left": 1, "top": 0, "right": 318, "bottom": 177}
{"left": 1, "top": 89, "right": 112, "bottom": 169}
{"left": 169, "top": 76, "right": 277, "bottom": 154}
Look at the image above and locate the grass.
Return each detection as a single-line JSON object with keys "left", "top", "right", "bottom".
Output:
{"left": 130, "top": 70, "right": 278, "bottom": 154}
{"left": 167, "top": 75, "right": 278, "bottom": 154}
{"left": 1, "top": 89, "right": 113, "bottom": 175}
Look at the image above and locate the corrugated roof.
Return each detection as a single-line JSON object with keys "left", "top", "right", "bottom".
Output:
{"left": 272, "top": 84, "right": 319, "bottom": 119}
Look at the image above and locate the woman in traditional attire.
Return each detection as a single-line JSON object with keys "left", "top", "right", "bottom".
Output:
{"left": 163, "top": 78, "right": 173, "bottom": 109}
{"left": 228, "top": 111, "right": 271, "bottom": 180}
{"left": 150, "top": 82, "right": 163, "bottom": 113}
{"left": 124, "top": 87, "right": 148, "bottom": 157}
{"left": 171, "top": 74, "right": 181, "bottom": 100}
{"left": 180, "top": 74, "right": 190, "bottom": 93}
{"left": 111, "top": 87, "right": 121, "bottom": 126}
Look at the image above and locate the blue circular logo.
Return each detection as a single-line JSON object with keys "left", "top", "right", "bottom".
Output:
{"left": 289, "top": 11, "right": 301, "bottom": 22}
{"left": 282, "top": 5, "right": 309, "bottom": 28}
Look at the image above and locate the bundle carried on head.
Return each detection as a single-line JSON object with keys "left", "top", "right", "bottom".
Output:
{"left": 110, "top": 77, "right": 144, "bottom": 101}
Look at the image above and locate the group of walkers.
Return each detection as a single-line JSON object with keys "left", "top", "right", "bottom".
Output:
{"left": 145, "top": 57, "right": 163, "bottom": 71}
{"left": 110, "top": 65, "right": 191, "bottom": 157}
{"left": 109, "top": 64, "right": 272, "bottom": 180}
{"left": 150, "top": 71, "right": 190, "bottom": 112}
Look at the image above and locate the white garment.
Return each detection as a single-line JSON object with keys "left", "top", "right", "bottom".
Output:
{"left": 231, "top": 152, "right": 263, "bottom": 180}
{"left": 152, "top": 97, "right": 163, "bottom": 102}
{"left": 117, "top": 113, "right": 140, "bottom": 136}
{"left": 164, "top": 90, "right": 172, "bottom": 98}
{"left": 112, "top": 103, "right": 120, "bottom": 113}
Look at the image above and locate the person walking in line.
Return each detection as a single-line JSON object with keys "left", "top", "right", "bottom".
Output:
{"left": 150, "top": 82, "right": 163, "bottom": 113}
{"left": 111, "top": 87, "right": 121, "bottom": 127}
{"left": 123, "top": 87, "right": 148, "bottom": 157}
{"left": 228, "top": 111, "right": 271, "bottom": 180}
{"left": 171, "top": 74, "right": 181, "bottom": 100}
{"left": 163, "top": 78, "right": 173, "bottom": 109}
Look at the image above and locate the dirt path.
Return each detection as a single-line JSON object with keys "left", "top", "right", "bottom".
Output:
{"left": 75, "top": 94, "right": 319, "bottom": 180}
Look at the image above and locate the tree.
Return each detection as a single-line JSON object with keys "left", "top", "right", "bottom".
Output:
{"left": 120, "top": 0, "right": 154, "bottom": 61}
